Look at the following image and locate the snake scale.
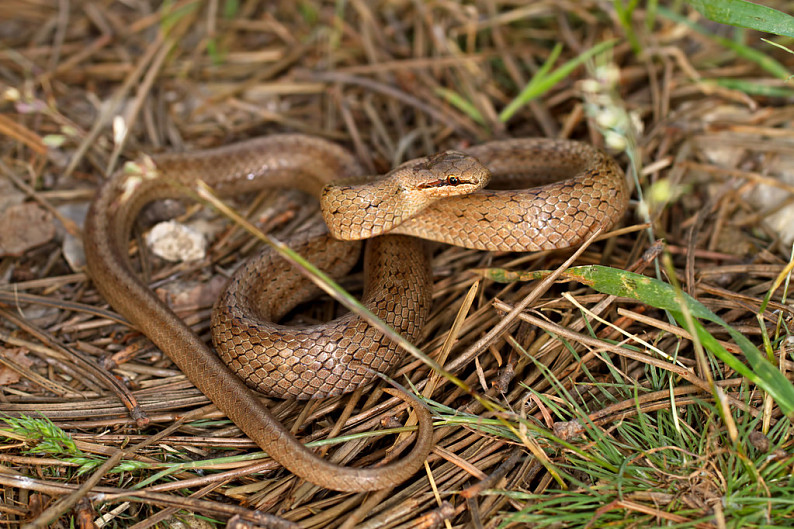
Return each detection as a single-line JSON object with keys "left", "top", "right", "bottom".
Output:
{"left": 83, "top": 135, "right": 628, "bottom": 491}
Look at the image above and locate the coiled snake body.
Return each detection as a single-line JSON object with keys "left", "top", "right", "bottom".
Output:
{"left": 83, "top": 135, "right": 627, "bottom": 491}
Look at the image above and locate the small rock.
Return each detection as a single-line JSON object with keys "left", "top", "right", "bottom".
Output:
{"left": 146, "top": 220, "right": 206, "bottom": 262}
{"left": 0, "top": 203, "right": 56, "bottom": 257}
{"left": 748, "top": 430, "right": 770, "bottom": 453}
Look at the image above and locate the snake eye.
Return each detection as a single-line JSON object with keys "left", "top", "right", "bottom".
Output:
{"left": 447, "top": 175, "right": 460, "bottom": 185}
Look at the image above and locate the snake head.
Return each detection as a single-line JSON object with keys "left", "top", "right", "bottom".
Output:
{"left": 321, "top": 150, "right": 493, "bottom": 241}
{"left": 408, "top": 150, "right": 491, "bottom": 198}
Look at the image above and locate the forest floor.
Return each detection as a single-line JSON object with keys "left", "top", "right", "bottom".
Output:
{"left": 1, "top": 1, "right": 794, "bottom": 528}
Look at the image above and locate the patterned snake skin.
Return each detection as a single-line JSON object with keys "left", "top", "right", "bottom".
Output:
{"left": 83, "top": 135, "right": 627, "bottom": 491}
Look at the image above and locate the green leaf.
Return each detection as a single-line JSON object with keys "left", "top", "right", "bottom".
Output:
{"left": 687, "top": 0, "right": 794, "bottom": 38}
{"left": 660, "top": 6, "right": 791, "bottom": 80}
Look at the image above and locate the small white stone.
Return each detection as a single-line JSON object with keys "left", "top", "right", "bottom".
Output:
{"left": 146, "top": 220, "right": 206, "bottom": 262}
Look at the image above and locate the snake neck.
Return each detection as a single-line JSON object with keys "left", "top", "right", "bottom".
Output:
{"left": 320, "top": 179, "right": 421, "bottom": 240}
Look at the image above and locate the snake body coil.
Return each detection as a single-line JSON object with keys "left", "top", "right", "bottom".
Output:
{"left": 83, "top": 135, "right": 627, "bottom": 491}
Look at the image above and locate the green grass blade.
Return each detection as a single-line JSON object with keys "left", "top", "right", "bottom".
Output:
{"left": 479, "top": 264, "right": 794, "bottom": 416}
{"left": 434, "top": 87, "right": 485, "bottom": 125}
{"left": 687, "top": 0, "right": 794, "bottom": 38}
{"left": 669, "top": 311, "right": 794, "bottom": 416}
{"left": 499, "top": 39, "right": 618, "bottom": 122}
{"left": 614, "top": 0, "right": 642, "bottom": 54}
{"left": 573, "top": 265, "right": 794, "bottom": 416}
{"left": 705, "top": 78, "right": 794, "bottom": 97}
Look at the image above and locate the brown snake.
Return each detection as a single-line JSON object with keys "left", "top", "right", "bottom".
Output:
{"left": 83, "top": 135, "right": 628, "bottom": 491}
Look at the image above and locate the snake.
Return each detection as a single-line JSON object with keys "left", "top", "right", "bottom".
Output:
{"left": 83, "top": 135, "right": 628, "bottom": 492}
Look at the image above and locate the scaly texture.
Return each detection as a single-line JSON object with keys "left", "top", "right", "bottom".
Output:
{"left": 83, "top": 135, "right": 434, "bottom": 492}
{"left": 323, "top": 138, "right": 627, "bottom": 251}
{"left": 83, "top": 135, "right": 627, "bottom": 492}
{"left": 211, "top": 231, "right": 432, "bottom": 400}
